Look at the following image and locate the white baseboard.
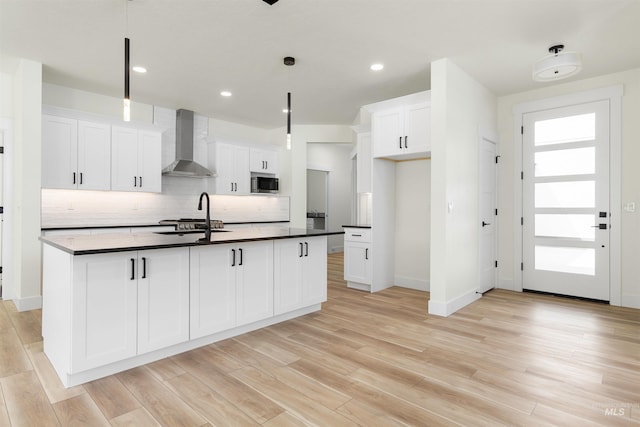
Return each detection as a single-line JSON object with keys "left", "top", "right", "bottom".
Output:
{"left": 14, "top": 295, "right": 43, "bottom": 312}
{"left": 621, "top": 293, "right": 640, "bottom": 309}
{"left": 428, "top": 288, "right": 481, "bottom": 317}
{"left": 395, "top": 275, "right": 429, "bottom": 291}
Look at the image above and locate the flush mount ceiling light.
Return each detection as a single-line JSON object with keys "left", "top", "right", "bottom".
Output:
{"left": 220, "top": 91, "right": 232, "bottom": 97}
{"left": 532, "top": 44, "right": 582, "bottom": 82}
{"left": 370, "top": 63, "right": 384, "bottom": 71}
{"left": 263, "top": 0, "right": 279, "bottom": 4}
{"left": 132, "top": 65, "right": 146, "bottom": 73}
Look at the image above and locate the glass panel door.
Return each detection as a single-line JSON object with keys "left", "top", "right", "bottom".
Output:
{"left": 522, "top": 100, "right": 610, "bottom": 301}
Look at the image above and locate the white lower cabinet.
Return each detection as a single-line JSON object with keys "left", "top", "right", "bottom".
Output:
{"left": 343, "top": 228, "right": 372, "bottom": 291}
{"left": 273, "top": 236, "right": 327, "bottom": 315}
{"left": 190, "top": 241, "right": 274, "bottom": 339}
{"left": 71, "top": 248, "right": 189, "bottom": 373}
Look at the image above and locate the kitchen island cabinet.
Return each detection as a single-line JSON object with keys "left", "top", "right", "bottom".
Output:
{"left": 273, "top": 236, "right": 327, "bottom": 315}
{"left": 43, "top": 246, "right": 189, "bottom": 375}
{"left": 41, "top": 228, "right": 341, "bottom": 387}
{"left": 190, "top": 241, "right": 273, "bottom": 339}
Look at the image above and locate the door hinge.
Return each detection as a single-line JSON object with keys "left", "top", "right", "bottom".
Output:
{"left": 495, "top": 208, "right": 498, "bottom": 216}
{"left": 495, "top": 155, "right": 501, "bottom": 164}
{"left": 495, "top": 260, "right": 498, "bottom": 268}
{"left": 521, "top": 262, "right": 524, "bottom": 271}
{"left": 521, "top": 126, "right": 524, "bottom": 135}
{"left": 521, "top": 217, "right": 524, "bottom": 226}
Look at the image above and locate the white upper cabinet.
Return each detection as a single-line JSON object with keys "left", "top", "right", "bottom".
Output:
{"left": 250, "top": 148, "right": 278, "bottom": 174}
{"left": 214, "top": 143, "right": 250, "bottom": 195}
{"left": 372, "top": 102, "right": 430, "bottom": 160}
{"left": 42, "top": 115, "right": 111, "bottom": 190}
{"left": 111, "top": 126, "right": 162, "bottom": 193}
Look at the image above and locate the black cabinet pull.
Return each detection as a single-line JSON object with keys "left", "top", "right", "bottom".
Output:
{"left": 73, "top": 172, "right": 76, "bottom": 184}
{"left": 134, "top": 176, "right": 137, "bottom": 187}
{"left": 352, "top": 234, "right": 362, "bottom": 237}
{"left": 365, "top": 248, "right": 369, "bottom": 260}
{"left": 299, "top": 242, "right": 303, "bottom": 257}
{"left": 239, "top": 248, "right": 243, "bottom": 266}
{"left": 142, "top": 257, "right": 147, "bottom": 278}
{"left": 231, "top": 249, "right": 236, "bottom": 266}
{"left": 79, "top": 172, "right": 83, "bottom": 185}
{"left": 265, "top": 161, "right": 268, "bottom": 170}
{"left": 399, "top": 136, "right": 402, "bottom": 149}
{"left": 139, "top": 176, "right": 142, "bottom": 188}
{"left": 404, "top": 135, "right": 408, "bottom": 149}
{"left": 305, "top": 242, "right": 309, "bottom": 257}
{"left": 482, "top": 221, "right": 491, "bottom": 227}
{"left": 130, "top": 258, "right": 135, "bottom": 280}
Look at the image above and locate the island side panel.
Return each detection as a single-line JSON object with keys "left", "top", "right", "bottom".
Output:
{"left": 42, "top": 244, "right": 73, "bottom": 385}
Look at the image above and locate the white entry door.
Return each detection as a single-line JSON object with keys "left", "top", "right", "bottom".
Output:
{"left": 522, "top": 100, "right": 610, "bottom": 301}
{"left": 478, "top": 136, "right": 497, "bottom": 293}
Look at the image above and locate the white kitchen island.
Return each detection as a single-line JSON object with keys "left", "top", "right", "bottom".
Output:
{"left": 40, "top": 227, "right": 343, "bottom": 387}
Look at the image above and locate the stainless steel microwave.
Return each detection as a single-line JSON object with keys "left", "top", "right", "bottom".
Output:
{"left": 251, "top": 176, "right": 279, "bottom": 193}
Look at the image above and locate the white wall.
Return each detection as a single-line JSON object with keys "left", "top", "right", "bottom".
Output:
{"left": 306, "top": 169, "right": 326, "bottom": 213}
{"left": 307, "top": 142, "right": 353, "bottom": 252}
{"left": 429, "top": 58, "right": 498, "bottom": 316}
{"left": 497, "top": 68, "right": 640, "bottom": 308}
{"left": 272, "top": 125, "right": 353, "bottom": 228}
{"left": 5, "top": 59, "right": 43, "bottom": 310}
{"left": 395, "top": 159, "right": 430, "bottom": 291}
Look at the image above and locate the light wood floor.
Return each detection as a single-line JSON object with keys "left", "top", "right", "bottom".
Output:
{"left": 1, "top": 252, "right": 639, "bottom": 426}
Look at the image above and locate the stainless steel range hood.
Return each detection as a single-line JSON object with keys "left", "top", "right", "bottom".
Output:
{"left": 162, "top": 109, "right": 215, "bottom": 177}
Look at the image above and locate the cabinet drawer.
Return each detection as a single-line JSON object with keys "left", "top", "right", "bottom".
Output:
{"left": 344, "top": 228, "right": 371, "bottom": 242}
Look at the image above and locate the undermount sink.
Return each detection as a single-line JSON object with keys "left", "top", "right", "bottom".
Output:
{"left": 154, "top": 229, "right": 229, "bottom": 235}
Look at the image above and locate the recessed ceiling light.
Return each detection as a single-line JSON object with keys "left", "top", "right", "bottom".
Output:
{"left": 132, "top": 66, "right": 147, "bottom": 73}
{"left": 220, "top": 91, "right": 232, "bottom": 97}
{"left": 282, "top": 108, "right": 289, "bottom": 113}
{"left": 370, "top": 63, "right": 384, "bottom": 71}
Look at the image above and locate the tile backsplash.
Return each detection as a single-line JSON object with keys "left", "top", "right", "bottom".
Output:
{"left": 42, "top": 189, "right": 290, "bottom": 227}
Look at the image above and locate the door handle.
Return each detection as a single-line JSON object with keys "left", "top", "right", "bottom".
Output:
{"left": 231, "top": 249, "right": 236, "bottom": 266}
{"left": 404, "top": 135, "right": 408, "bottom": 149}
{"left": 365, "top": 248, "right": 369, "bottom": 260}
{"left": 239, "top": 248, "right": 243, "bottom": 266}
{"left": 79, "top": 172, "right": 83, "bottom": 185}
{"left": 139, "top": 176, "right": 142, "bottom": 188}
{"left": 130, "top": 258, "right": 135, "bottom": 280}
{"left": 73, "top": 172, "right": 76, "bottom": 185}
{"left": 399, "top": 136, "right": 402, "bottom": 149}
{"left": 299, "top": 242, "right": 303, "bottom": 257}
{"left": 304, "top": 242, "right": 309, "bottom": 257}
{"left": 591, "top": 224, "right": 608, "bottom": 229}
{"left": 134, "top": 176, "right": 137, "bottom": 187}
{"left": 482, "top": 221, "right": 491, "bottom": 227}
{"left": 141, "top": 257, "right": 147, "bottom": 278}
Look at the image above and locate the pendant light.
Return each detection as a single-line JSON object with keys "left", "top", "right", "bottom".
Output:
{"left": 284, "top": 56, "right": 295, "bottom": 150}
{"left": 123, "top": 0, "right": 131, "bottom": 121}
{"left": 124, "top": 37, "right": 130, "bottom": 121}
{"left": 532, "top": 44, "right": 582, "bottom": 82}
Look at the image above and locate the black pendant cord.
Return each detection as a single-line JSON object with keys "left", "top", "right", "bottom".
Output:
{"left": 287, "top": 92, "right": 291, "bottom": 134}
{"left": 124, "top": 37, "right": 130, "bottom": 101}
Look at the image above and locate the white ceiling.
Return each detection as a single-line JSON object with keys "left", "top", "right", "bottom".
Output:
{"left": 1, "top": 0, "right": 639, "bottom": 128}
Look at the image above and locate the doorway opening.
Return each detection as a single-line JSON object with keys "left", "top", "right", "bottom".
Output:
{"left": 306, "top": 169, "right": 328, "bottom": 231}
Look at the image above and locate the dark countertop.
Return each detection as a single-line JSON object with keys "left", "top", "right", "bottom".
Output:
{"left": 41, "top": 228, "right": 344, "bottom": 256}
{"left": 342, "top": 225, "right": 372, "bottom": 229}
{"left": 41, "top": 220, "right": 290, "bottom": 231}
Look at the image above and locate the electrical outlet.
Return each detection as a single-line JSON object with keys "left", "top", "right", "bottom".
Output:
{"left": 623, "top": 202, "right": 636, "bottom": 213}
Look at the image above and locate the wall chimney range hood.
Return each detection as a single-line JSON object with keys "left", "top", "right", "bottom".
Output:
{"left": 162, "top": 109, "right": 215, "bottom": 178}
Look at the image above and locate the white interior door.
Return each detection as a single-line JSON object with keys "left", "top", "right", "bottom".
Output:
{"left": 478, "top": 137, "right": 497, "bottom": 293}
{"left": 522, "top": 100, "right": 610, "bottom": 301}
